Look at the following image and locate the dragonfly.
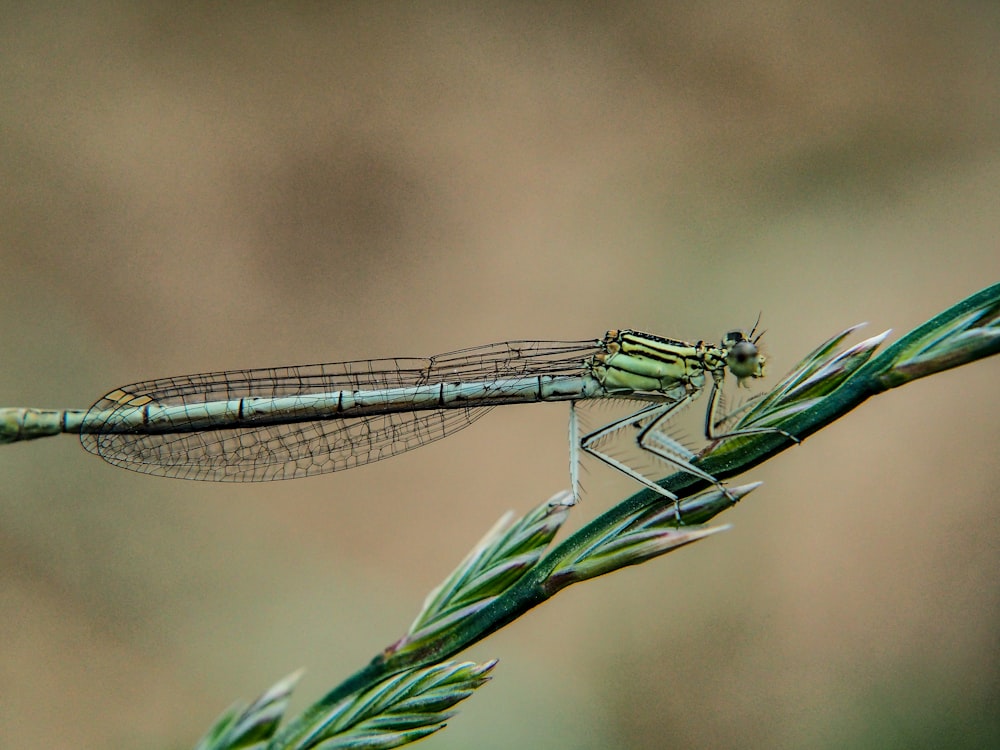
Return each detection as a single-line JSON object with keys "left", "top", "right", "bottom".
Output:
{"left": 0, "top": 328, "right": 783, "bottom": 503}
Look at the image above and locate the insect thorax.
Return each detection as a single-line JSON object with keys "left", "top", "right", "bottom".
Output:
{"left": 589, "top": 329, "right": 721, "bottom": 394}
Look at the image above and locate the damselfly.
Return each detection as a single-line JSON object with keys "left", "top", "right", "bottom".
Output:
{"left": 0, "top": 328, "right": 782, "bottom": 502}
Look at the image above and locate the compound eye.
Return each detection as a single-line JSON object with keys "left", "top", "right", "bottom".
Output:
{"left": 727, "top": 340, "right": 761, "bottom": 379}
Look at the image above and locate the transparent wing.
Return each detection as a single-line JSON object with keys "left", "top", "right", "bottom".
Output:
{"left": 81, "top": 339, "right": 597, "bottom": 481}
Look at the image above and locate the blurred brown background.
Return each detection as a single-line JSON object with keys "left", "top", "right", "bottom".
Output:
{"left": 1, "top": 3, "right": 998, "bottom": 748}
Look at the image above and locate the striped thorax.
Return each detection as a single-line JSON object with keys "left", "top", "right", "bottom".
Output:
{"left": 588, "top": 329, "right": 766, "bottom": 397}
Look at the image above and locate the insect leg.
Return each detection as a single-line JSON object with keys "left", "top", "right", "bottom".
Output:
{"left": 579, "top": 399, "right": 688, "bottom": 505}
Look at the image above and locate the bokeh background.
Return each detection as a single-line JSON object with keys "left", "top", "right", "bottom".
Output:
{"left": 2, "top": 3, "right": 998, "bottom": 748}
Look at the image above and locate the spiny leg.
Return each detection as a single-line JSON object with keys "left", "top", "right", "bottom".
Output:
{"left": 572, "top": 401, "right": 677, "bottom": 504}
{"left": 578, "top": 398, "right": 690, "bottom": 508}
{"left": 632, "top": 402, "right": 739, "bottom": 520}
{"left": 631, "top": 376, "right": 799, "bottom": 514}
{"left": 568, "top": 400, "right": 581, "bottom": 505}
{"left": 613, "top": 391, "right": 745, "bottom": 519}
